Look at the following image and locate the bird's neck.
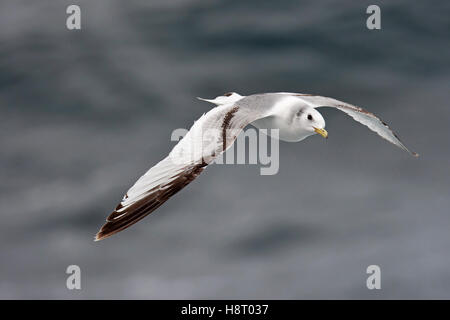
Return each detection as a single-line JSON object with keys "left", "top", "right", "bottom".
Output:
{"left": 251, "top": 116, "right": 312, "bottom": 142}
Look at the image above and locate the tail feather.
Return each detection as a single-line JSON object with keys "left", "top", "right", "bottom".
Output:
{"left": 197, "top": 92, "right": 243, "bottom": 105}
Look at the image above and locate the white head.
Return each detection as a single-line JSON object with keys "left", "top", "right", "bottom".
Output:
{"left": 269, "top": 96, "right": 328, "bottom": 141}
{"left": 251, "top": 97, "right": 328, "bottom": 142}
{"left": 293, "top": 105, "right": 327, "bottom": 140}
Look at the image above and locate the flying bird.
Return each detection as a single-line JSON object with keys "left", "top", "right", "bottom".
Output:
{"left": 95, "top": 92, "right": 418, "bottom": 241}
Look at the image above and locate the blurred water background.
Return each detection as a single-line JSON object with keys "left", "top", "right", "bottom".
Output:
{"left": 0, "top": 0, "right": 449, "bottom": 298}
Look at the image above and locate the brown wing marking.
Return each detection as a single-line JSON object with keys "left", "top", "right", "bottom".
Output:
{"left": 221, "top": 106, "right": 239, "bottom": 151}
{"left": 95, "top": 163, "right": 206, "bottom": 241}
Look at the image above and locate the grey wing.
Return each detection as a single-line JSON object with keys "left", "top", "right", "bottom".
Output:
{"left": 292, "top": 94, "right": 419, "bottom": 157}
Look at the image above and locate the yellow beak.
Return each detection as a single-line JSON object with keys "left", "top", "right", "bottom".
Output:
{"left": 314, "top": 127, "right": 328, "bottom": 139}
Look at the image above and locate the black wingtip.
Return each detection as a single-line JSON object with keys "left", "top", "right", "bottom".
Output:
{"left": 94, "top": 229, "right": 110, "bottom": 241}
{"left": 94, "top": 220, "right": 126, "bottom": 241}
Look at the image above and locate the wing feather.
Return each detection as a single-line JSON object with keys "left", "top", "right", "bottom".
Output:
{"left": 95, "top": 161, "right": 206, "bottom": 241}
{"left": 95, "top": 100, "right": 271, "bottom": 241}
{"left": 292, "top": 94, "right": 418, "bottom": 157}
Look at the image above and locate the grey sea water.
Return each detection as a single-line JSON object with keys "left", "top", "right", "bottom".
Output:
{"left": 1, "top": 0, "right": 449, "bottom": 298}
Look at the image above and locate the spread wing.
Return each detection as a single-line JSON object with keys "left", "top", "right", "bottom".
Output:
{"left": 95, "top": 100, "right": 270, "bottom": 240}
{"left": 291, "top": 94, "right": 419, "bottom": 157}
{"left": 95, "top": 158, "right": 207, "bottom": 241}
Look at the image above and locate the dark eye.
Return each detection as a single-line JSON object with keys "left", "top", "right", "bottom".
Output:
{"left": 307, "top": 114, "right": 313, "bottom": 120}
